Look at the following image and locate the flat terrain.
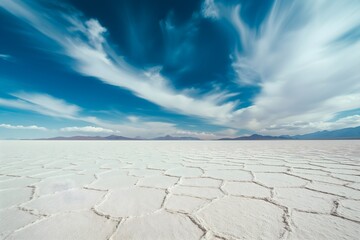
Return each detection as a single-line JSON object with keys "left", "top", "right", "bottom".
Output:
{"left": 0, "top": 141, "right": 360, "bottom": 240}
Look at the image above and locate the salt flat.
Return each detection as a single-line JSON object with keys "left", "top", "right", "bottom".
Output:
{"left": 0, "top": 141, "right": 360, "bottom": 240}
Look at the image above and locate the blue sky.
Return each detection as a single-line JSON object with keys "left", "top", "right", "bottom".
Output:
{"left": 0, "top": 0, "right": 359, "bottom": 139}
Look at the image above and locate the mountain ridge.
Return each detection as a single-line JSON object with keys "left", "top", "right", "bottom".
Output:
{"left": 218, "top": 134, "right": 290, "bottom": 140}
{"left": 32, "top": 134, "right": 200, "bottom": 141}
{"left": 27, "top": 126, "right": 360, "bottom": 140}
{"left": 293, "top": 126, "right": 360, "bottom": 139}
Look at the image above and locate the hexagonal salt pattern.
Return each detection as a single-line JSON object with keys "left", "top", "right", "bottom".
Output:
{"left": 112, "top": 210, "right": 204, "bottom": 240}
{"left": 0, "top": 140, "right": 359, "bottom": 240}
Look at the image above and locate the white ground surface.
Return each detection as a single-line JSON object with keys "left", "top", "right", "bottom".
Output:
{"left": 0, "top": 140, "right": 360, "bottom": 240}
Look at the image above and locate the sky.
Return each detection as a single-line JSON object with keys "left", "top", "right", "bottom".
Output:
{"left": 0, "top": 0, "right": 359, "bottom": 139}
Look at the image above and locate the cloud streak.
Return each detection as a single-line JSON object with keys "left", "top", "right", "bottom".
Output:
{"left": 0, "top": 92, "right": 81, "bottom": 120}
{"left": 0, "top": 92, "right": 226, "bottom": 139}
{"left": 0, "top": 53, "right": 13, "bottom": 61}
{"left": 201, "top": 0, "right": 219, "bottom": 20}
{"left": 60, "top": 126, "right": 115, "bottom": 134}
{"left": 0, "top": 123, "right": 47, "bottom": 130}
{"left": 1, "top": 0, "right": 359, "bottom": 136}
{"left": 0, "top": 0, "right": 236, "bottom": 125}
{"left": 210, "top": 0, "right": 360, "bottom": 134}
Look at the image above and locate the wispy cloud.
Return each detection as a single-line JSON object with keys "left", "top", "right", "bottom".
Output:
{"left": 0, "top": 123, "right": 47, "bottom": 130}
{"left": 0, "top": 0, "right": 236, "bottom": 125}
{"left": 127, "top": 116, "right": 139, "bottom": 123}
{"left": 0, "top": 53, "right": 13, "bottom": 61}
{"left": 2, "top": 0, "right": 359, "bottom": 136}
{"left": 60, "top": 126, "right": 115, "bottom": 134}
{"left": 0, "top": 92, "right": 81, "bottom": 119}
{"left": 262, "top": 114, "right": 360, "bottom": 135}
{"left": 201, "top": 0, "right": 219, "bottom": 19}
{"left": 208, "top": 0, "right": 360, "bottom": 134}
{"left": 174, "top": 130, "right": 215, "bottom": 139}
{"left": 0, "top": 92, "right": 224, "bottom": 138}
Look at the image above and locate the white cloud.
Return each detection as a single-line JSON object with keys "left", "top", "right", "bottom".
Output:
{"left": 219, "top": 0, "right": 360, "bottom": 134}
{"left": 174, "top": 130, "right": 216, "bottom": 139}
{"left": 0, "top": 123, "right": 47, "bottom": 130}
{"left": 0, "top": 92, "right": 81, "bottom": 119}
{"left": 2, "top": 0, "right": 359, "bottom": 136}
{"left": 0, "top": 93, "right": 121, "bottom": 132}
{"left": 330, "top": 115, "right": 360, "bottom": 130}
{"left": 84, "top": 19, "right": 107, "bottom": 50}
{"left": 173, "top": 128, "right": 241, "bottom": 139}
{"left": 0, "top": 53, "right": 12, "bottom": 61}
{"left": 127, "top": 116, "right": 139, "bottom": 123}
{"left": 110, "top": 121, "right": 178, "bottom": 138}
{"left": 0, "top": 92, "right": 221, "bottom": 138}
{"left": 214, "top": 128, "right": 239, "bottom": 137}
{"left": 0, "top": 0, "right": 236, "bottom": 125}
{"left": 201, "top": 0, "right": 219, "bottom": 19}
{"left": 261, "top": 115, "right": 360, "bottom": 136}
{"left": 60, "top": 126, "right": 114, "bottom": 133}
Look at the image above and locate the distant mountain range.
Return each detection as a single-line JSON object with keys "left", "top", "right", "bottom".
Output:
{"left": 31, "top": 126, "right": 360, "bottom": 141}
{"left": 219, "top": 134, "right": 290, "bottom": 140}
{"left": 35, "top": 134, "right": 200, "bottom": 141}
{"left": 152, "top": 135, "right": 200, "bottom": 140}
{"left": 221, "top": 126, "right": 360, "bottom": 140}
{"left": 293, "top": 126, "right": 360, "bottom": 140}
{"left": 36, "top": 135, "right": 137, "bottom": 141}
